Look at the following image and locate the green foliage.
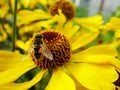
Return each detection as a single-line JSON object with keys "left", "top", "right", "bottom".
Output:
{"left": 75, "top": 7, "right": 88, "bottom": 17}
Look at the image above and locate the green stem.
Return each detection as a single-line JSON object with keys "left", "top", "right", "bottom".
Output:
{"left": 12, "top": 0, "right": 18, "bottom": 52}
{"left": 8, "top": 0, "right": 13, "bottom": 14}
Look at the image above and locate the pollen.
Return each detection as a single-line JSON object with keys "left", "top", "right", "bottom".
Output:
{"left": 49, "top": 0, "right": 76, "bottom": 20}
{"left": 31, "top": 31, "right": 71, "bottom": 69}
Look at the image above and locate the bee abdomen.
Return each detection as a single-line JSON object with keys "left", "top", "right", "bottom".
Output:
{"left": 34, "top": 52, "right": 41, "bottom": 59}
{"left": 33, "top": 47, "right": 41, "bottom": 59}
{"left": 34, "top": 39, "right": 43, "bottom": 45}
{"left": 34, "top": 47, "right": 40, "bottom": 52}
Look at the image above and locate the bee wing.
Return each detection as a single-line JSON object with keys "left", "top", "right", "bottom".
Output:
{"left": 41, "top": 44, "right": 53, "bottom": 60}
{"left": 21, "top": 46, "right": 34, "bottom": 61}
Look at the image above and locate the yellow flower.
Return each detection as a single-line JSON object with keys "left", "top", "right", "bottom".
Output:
{"left": 0, "top": 27, "right": 7, "bottom": 42}
{"left": 0, "top": 23, "right": 12, "bottom": 42}
{"left": 17, "top": 0, "right": 103, "bottom": 40}
{"left": 38, "top": 0, "right": 54, "bottom": 9}
{"left": 104, "top": 17, "right": 120, "bottom": 31}
{"left": 103, "top": 17, "right": 120, "bottom": 48}
{"left": 21, "top": 0, "right": 39, "bottom": 9}
{"left": 48, "top": 0, "right": 103, "bottom": 29}
{"left": 0, "top": 21, "right": 120, "bottom": 90}
{"left": 0, "top": 0, "right": 9, "bottom": 18}
{"left": 17, "top": 9, "right": 65, "bottom": 41}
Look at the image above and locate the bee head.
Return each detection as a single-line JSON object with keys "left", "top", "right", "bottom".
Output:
{"left": 35, "top": 34, "right": 42, "bottom": 39}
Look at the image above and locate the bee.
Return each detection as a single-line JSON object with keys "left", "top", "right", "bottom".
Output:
{"left": 32, "top": 33, "right": 53, "bottom": 60}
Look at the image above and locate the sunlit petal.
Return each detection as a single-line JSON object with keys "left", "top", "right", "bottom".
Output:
{"left": 0, "top": 50, "right": 35, "bottom": 70}
{"left": 104, "top": 17, "right": 120, "bottom": 31}
{"left": 62, "top": 21, "right": 80, "bottom": 39}
{"left": 71, "top": 45, "right": 120, "bottom": 72}
{"left": 0, "top": 50, "right": 23, "bottom": 63}
{"left": 65, "top": 63, "right": 117, "bottom": 90}
{"left": 45, "top": 68, "right": 76, "bottom": 90}
{"left": 16, "top": 40, "right": 31, "bottom": 51}
{"left": 71, "top": 27, "right": 99, "bottom": 51}
{"left": 0, "top": 58, "right": 36, "bottom": 84}
{"left": 0, "top": 70, "right": 45, "bottom": 90}
{"left": 17, "top": 9, "right": 51, "bottom": 26}
{"left": 115, "top": 29, "right": 120, "bottom": 40}
{"left": 73, "top": 15, "right": 103, "bottom": 29}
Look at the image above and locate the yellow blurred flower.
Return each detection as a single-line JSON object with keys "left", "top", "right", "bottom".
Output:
{"left": 0, "top": 23, "right": 12, "bottom": 42}
{"left": 17, "top": 15, "right": 99, "bottom": 52}
{"left": 0, "top": 26, "right": 7, "bottom": 42}
{"left": 20, "top": 0, "right": 54, "bottom": 9}
{"left": 10, "top": 0, "right": 21, "bottom": 11}
{"left": 0, "top": 0, "right": 9, "bottom": 18}
{"left": 16, "top": 0, "right": 103, "bottom": 41}
{"left": 48, "top": 0, "right": 103, "bottom": 29}
{"left": 20, "top": 0, "right": 38, "bottom": 9}
{"left": 103, "top": 17, "right": 120, "bottom": 49}
{"left": 17, "top": 9, "right": 66, "bottom": 41}
{"left": 0, "top": 20, "right": 120, "bottom": 90}
{"left": 37, "top": 0, "right": 55, "bottom": 10}
{"left": 104, "top": 17, "right": 120, "bottom": 31}
{"left": 16, "top": 39, "right": 32, "bottom": 52}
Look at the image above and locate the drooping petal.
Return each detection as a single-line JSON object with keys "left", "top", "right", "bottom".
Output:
{"left": 0, "top": 57, "right": 36, "bottom": 84}
{"left": 65, "top": 63, "right": 118, "bottom": 90}
{"left": 71, "top": 27, "right": 99, "bottom": 51}
{"left": 0, "top": 70, "right": 45, "bottom": 90}
{"left": 45, "top": 68, "right": 76, "bottom": 90}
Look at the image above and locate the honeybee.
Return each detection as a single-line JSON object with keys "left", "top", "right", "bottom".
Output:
{"left": 32, "top": 33, "right": 53, "bottom": 60}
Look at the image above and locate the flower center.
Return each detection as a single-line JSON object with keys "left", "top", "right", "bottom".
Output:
{"left": 31, "top": 31, "right": 71, "bottom": 69}
{"left": 49, "top": 0, "right": 76, "bottom": 20}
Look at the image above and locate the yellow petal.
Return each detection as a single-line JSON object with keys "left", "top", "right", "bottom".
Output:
{"left": 16, "top": 40, "right": 31, "bottom": 51}
{"left": 71, "top": 27, "right": 99, "bottom": 51}
{"left": 62, "top": 21, "right": 80, "bottom": 39}
{"left": 0, "top": 28, "right": 7, "bottom": 42}
{"left": 72, "top": 45, "right": 117, "bottom": 58}
{"left": 65, "top": 63, "right": 117, "bottom": 90}
{"left": 0, "top": 50, "right": 34, "bottom": 70}
{"left": 54, "top": 9, "right": 66, "bottom": 25}
{"left": 73, "top": 15, "right": 103, "bottom": 29}
{"left": 115, "top": 29, "right": 120, "bottom": 40}
{"left": 0, "top": 50, "right": 23, "bottom": 63}
{"left": 0, "top": 57, "right": 36, "bottom": 84}
{"left": 71, "top": 45, "right": 120, "bottom": 72}
{"left": 17, "top": 9, "right": 51, "bottom": 26}
{"left": 104, "top": 17, "right": 120, "bottom": 30}
{"left": 0, "top": 2, "right": 9, "bottom": 18}
{"left": 53, "top": 9, "right": 66, "bottom": 33}
{"left": 19, "top": 20, "right": 52, "bottom": 35}
{"left": 0, "top": 70, "right": 45, "bottom": 90}
{"left": 45, "top": 68, "right": 76, "bottom": 90}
